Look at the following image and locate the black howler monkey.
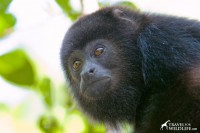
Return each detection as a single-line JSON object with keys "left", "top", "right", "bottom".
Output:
{"left": 60, "top": 6, "right": 200, "bottom": 133}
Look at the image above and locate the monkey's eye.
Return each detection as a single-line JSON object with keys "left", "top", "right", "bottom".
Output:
{"left": 73, "top": 60, "right": 82, "bottom": 70}
{"left": 94, "top": 47, "right": 104, "bottom": 56}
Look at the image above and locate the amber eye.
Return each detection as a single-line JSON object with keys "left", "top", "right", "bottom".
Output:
{"left": 94, "top": 47, "right": 104, "bottom": 56}
{"left": 73, "top": 60, "right": 82, "bottom": 70}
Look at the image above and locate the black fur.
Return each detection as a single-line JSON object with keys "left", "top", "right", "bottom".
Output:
{"left": 61, "top": 6, "right": 200, "bottom": 133}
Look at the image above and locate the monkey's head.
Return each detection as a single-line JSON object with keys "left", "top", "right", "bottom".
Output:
{"left": 61, "top": 7, "right": 144, "bottom": 123}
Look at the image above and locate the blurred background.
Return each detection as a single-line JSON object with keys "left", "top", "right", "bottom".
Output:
{"left": 0, "top": 0, "right": 200, "bottom": 133}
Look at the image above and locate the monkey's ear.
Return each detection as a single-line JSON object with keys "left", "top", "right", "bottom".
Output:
{"left": 112, "top": 9, "right": 125, "bottom": 18}
{"left": 112, "top": 8, "right": 136, "bottom": 25}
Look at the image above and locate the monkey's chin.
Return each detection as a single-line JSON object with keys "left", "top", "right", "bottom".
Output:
{"left": 80, "top": 77, "right": 111, "bottom": 99}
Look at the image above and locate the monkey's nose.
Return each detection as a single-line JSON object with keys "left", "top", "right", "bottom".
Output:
{"left": 89, "top": 68, "right": 95, "bottom": 74}
{"left": 81, "top": 67, "right": 96, "bottom": 82}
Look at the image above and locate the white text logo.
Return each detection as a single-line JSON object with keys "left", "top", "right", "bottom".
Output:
{"left": 160, "top": 120, "right": 198, "bottom": 131}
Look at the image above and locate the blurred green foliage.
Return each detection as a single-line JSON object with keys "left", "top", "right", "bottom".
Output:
{"left": 55, "top": 0, "right": 81, "bottom": 21}
{"left": 39, "top": 115, "right": 61, "bottom": 133}
{"left": 0, "top": 0, "right": 137, "bottom": 132}
{"left": 113, "top": 1, "right": 139, "bottom": 10}
{"left": 38, "top": 78, "right": 53, "bottom": 108}
{"left": 99, "top": 0, "right": 139, "bottom": 10}
{"left": 0, "top": 49, "right": 35, "bottom": 86}
{"left": 0, "top": 0, "right": 16, "bottom": 37}
{"left": 0, "top": 0, "right": 12, "bottom": 12}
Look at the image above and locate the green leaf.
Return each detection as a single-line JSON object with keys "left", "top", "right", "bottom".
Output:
{"left": 55, "top": 0, "right": 81, "bottom": 21}
{"left": 0, "top": 49, "right": 35, "bottom": 86}
{"left": 0, "top": 0, "right": 16, "bottom": 37}
{"left": 0, "top": 0, "right": 12, "bottom": 13}
{"left": 89, "top": 124, "right": 105, "bottom": 133}
{"left": 38, "top": 115, "right": 61, "bottom": 133}
{"left": 39, "top": 78, "right": 52, "bottom": 108}
{"left": 98, "top": 1, "right": 110, "bottom": 8}
{"left": 113, "top": 1, "right": 139, "bottom": 11}
{"left": 0, "top": 13, "right": 16, "bottom": 37}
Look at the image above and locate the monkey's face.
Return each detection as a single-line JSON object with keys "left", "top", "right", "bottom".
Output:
{"left": 61, "top": 7, "right": 143, "bottom": 122}
{"left": 65, "top": 39, "right": 123, "bottom": 99}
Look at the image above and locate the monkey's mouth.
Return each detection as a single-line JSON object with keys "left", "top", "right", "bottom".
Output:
{"left": 80, "top": 77, "right": 111, "bottom": 98}
{"left": 90, "top": 77, "right": 110, "bottom": 85}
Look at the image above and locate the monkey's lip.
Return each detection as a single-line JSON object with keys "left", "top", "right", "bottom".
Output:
{"left": 81, "top": 77, "right": 111, "bottom": 97}
{"left": 89, "top": 77, "right": 111, "bottom": 85}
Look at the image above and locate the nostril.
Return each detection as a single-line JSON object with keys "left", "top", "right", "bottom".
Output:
{"left": 89, "top": 68, "right": 95, "bottom": 74}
